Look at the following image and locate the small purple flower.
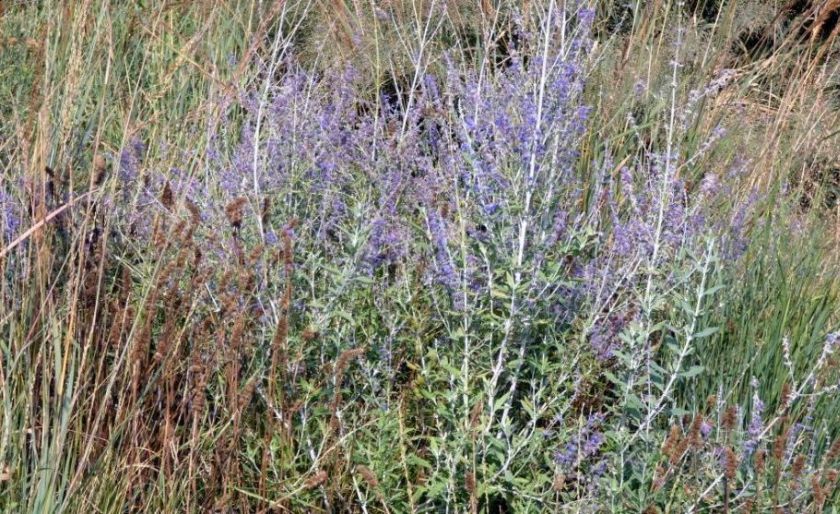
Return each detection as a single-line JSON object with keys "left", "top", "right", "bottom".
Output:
{"left": 588, "top": 314, "right": 631, "bottom": 361}
{"left": 118, "top": 136, "right": 145, "bottom": 184}
{"left": 577, "top": 8, "right": 596, "bottom": 29}
{"left": 633, "top": 79, "right": 647, "bottom": 98}
{"left": 744, "top": 385, "right": 765, "bottom": 456}
{"left": 700, "top": 419, "right": 713, "bottom": 439}
{"left": 825, "top": 332, "right": 840, "bottom": 355}
{"left": 700, "top": 173, "right": 720, "bottom": 197}
{"left": 555, "top": 413, "right": 606, "bottom": 473}
{"left": 749, "top": 399, "right": 765, "bottom": 439}
{"left": 555, "top": 441, "right": 578, "bottom": 468}
{"left": 1, "top": 189, "right": 22, "bottom": 242}
{"left": 582, "top": 431, "right": 605, "bottom": 456}
{"left": 424, "top": 204, "right": 459, "bottom": 291}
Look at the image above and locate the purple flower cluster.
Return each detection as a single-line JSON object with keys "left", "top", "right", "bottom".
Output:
{"left": 101, "top": 1, "right": 757, "bottom": 364}
{"left": 555, "top": 412, "right": 606, "bottom": 468}
{"left": 164, "top": 4, "right": 599, "bottom": 310}
{"left": 588, "top": 313, "right": 631, "bottom": 361}
{"left": 96, "top": 0, "right": 763, "bottom": 420}
{"left": 118, "top": 137, "right": 144, "bottom": 186}
{"left": 1, "top": 188, "right": 22, "bottom": 243}
{"left": 743, "top": 379, "right": 766, "bottom": 456}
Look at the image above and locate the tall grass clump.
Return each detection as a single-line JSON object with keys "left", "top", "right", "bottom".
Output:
{"left": 1, "top": 0, "right": 839, "bottom": 512}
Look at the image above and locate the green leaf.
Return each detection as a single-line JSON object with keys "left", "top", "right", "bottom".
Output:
{"left": 703, "top": 284, "right": 725, "bottom": 296}
{"left": 693, "top": 327, "right": 719, "bottom": 339}
{"left": 491, "top": 287, "right": 509, "bottom": 299}
{"left": 407, "top": 454, "right": 432, "bottom": 469}
{"left": 680, "top": 365, "right": 705, "bottom": 378}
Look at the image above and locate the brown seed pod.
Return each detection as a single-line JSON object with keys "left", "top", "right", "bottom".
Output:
{"left": 238, "top": 378, "right": 257, "bottom": 411}
{"left": 261, "top": 196, "right": 272, "bottom": 226}
{"left": 812, "top": 474, "right": 826, "bottom": 509}
{"left": 464, "top": 471, "right": 475, "bottom": 494}
{"left": 93, "top": 154, "right": 107, "bottom": 184}
{"left": 301, "top": 326, "right": 320, "bottom": 342}
{"left": 181, "top": 201, "right": 199, "bottom": 226}
{"left": 774, "top": 419, "right": 790, "bottom": 461}
{"left": 225, "top": 197, "right": 248, "bottom": 230}
{"left": 356, "top": 465, "right": 379, "bottom": 488}
{"left": 161, "top": 181, "right": 174, "bottom": 210}
{"left": 722, "top": 405, "right": 738, "bottom": 431}
{"left": 792, "top": 455, "right": 806, "bottom": 481}
{"left": 552, "top": 472, "right": 566, "bottom": 492}
{"left": 688, "top": 415, "right": 703, "bottom": 449}
{"left": 304, "top": 469, "right": 328, "bottom": 489}
{"left": 651, "top": 464, "right": 667, "bottom": 493}
{"left": 706, "top": 394, "right": 717, "bottom": 412}
{"left": 663, "top": 424, "right": 682, "bottom": 462}
{"left": 826, "top": 438, "right": 840, "bottom": 462}
{"left": 755, "top": 449, "right": 766, "bottom": 475}
{"left": 469, "top": 400, "right": 484, "bottom": 430}
{"left": 780, "top": 382, "right": 792, "bottom": 409}
{"left": 248, "top": 244, "right": 264, "bottom": 264}
{"left": 724, "top": 447, "right": 738, "bottom": 480}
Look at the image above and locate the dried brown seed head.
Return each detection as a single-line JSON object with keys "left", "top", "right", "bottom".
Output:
{"left": 827, "top": 438, "right": 840, "bottom": 462}
{"left": 185, "top": 200, "right": 201, "bottom": 226}
{"left": 304, "top": 469, "right": 328, "bottom": 489}
{"left": 161, "top": 181, "right": 174, "bottom": 210}
{"left": 651, "top": 464, "right": 667, "bottom": 493}
{"left": 780, "top": 382, "right": 791, "bottom": 409}
{"left": 248, "top": 244, "right": 264, "bottom": 264}
{"left": 469, "top": 400, "right": 484, "bottom": 429}
{"left": 94, "top": 154, "right": 106, "bottom": 172}
{"left": 812, "top": 474, "right": 826, "bottom": 507}
{"left": 225, "top": 197, "right": 248, "bottom": 229}
{"left": 706, "top": 394, "right": 717, "bottom": 412}
{"left": 334, "top": 347, "right": 365, "bottom": 382}
{"left": 261, "top": 196, "right": 272, "bottom": 225}
{"left": 356, "top": 465, "right": 379, "bottom": 488}
{"left": 724, "top": 447, "right": 738, "bottom": 480}
{"left": 688, "top": 415, "right": 703, "bottom": 448}
{"left": 464, "top": 471, "right": 475, "bottom": 494}
{"left": 774, "top": 425, "right": 790, "bottom": 461}
{"left": 722, "top": 405, "right": 738, "bottom": 431}
{"left": 663, "top": 424, "right": 682, "bottom": 460}
{"left": 552, "top": 472, "right": 566, "bottom": 491}
{"left": 301, "top": 326, "right": 320, "bottom": 341}
{"left": 792, "top": 454, "right": 806, "bottom": 481}
{"left": 755, "top": 449, "right": 766, "bottom": 474}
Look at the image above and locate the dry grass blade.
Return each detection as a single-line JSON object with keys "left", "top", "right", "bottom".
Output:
{"left": 0, "top": 189, "right": 98, "bottom": 259}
